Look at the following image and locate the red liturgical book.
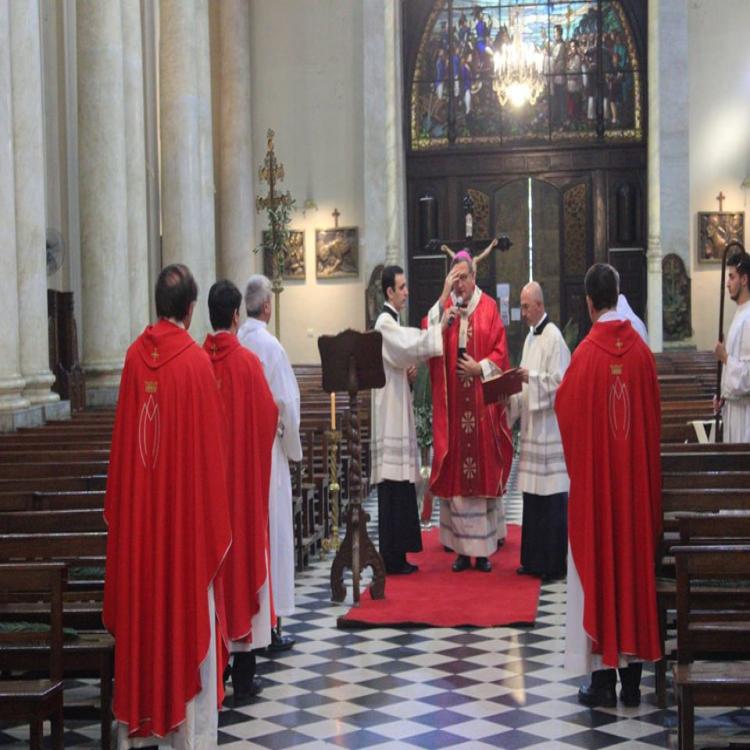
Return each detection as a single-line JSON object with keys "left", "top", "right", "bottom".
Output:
{"left": 482, "top": 368, "right": 523, "bottom": 404}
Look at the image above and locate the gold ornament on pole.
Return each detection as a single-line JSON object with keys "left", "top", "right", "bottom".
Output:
{"left": 255, "top": 129, "right": 295, "bottom": 340}
{"left": 321, "top": 427, "right": 342, "bottom": 556}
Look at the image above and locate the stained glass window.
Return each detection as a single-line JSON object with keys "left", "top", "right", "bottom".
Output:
{"left": 410, "top": 0, "right": 642, "bottom": 149}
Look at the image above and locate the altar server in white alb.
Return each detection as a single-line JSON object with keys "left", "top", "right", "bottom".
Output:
{"left": 238, "top": 274, "right": 302, "bottom": 650}
{"left": 714, "top": 249, "right": 750, "bottom": 442}
{"left": 371, "top": 265, "right": 451, "bottom": 575}
{"left": 508, "top": 281, "right": 571, "bottom": 582}
{"left": 616, "top": 292, "right": 648, "bottom": 344}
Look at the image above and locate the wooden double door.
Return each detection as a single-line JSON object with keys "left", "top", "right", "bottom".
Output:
{"left": 406, "top": 160, "right": 646, "bottom": 359}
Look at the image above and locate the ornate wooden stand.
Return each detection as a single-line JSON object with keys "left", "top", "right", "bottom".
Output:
{"left": 318, "top": 330, "right": 386, "bottom": 605}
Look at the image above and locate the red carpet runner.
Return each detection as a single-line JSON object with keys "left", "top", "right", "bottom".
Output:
{"left": 338, "top": 524, "right": 541, "bottom": 628}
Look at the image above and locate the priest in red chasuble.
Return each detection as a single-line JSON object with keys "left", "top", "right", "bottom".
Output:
{"left": 204, "top": 280, "right": 278, "bottom": 705}
{"left": 555, "top": 263, "right": 662, "bottom": 709}
{"left": 104, "top": 264, "right": 232, "bottom": 747}
{"left": 426, "top": 251, "right": 513, "bottom": 574}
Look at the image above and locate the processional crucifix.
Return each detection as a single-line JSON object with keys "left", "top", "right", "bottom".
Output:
{"left": 256, "top": 129, "right": 294, "bottom": 340}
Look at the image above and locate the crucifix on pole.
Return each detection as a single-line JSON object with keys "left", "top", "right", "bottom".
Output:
{"left": 256, "top": 129, "right": 295, "bottom": 340}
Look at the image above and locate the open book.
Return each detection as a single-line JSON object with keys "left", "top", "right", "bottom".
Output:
{"left": 482, "top": 367, "right": 523, "bottom": 404}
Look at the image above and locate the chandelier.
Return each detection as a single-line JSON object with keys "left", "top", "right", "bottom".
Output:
{"left": 492, "top": 13, "right": 546, "bottom": 108}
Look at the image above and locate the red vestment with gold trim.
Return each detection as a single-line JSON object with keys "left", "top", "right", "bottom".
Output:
{"left": 428, "top": 291, "right": 513, "bottom": 498}
{"left": 556, "top": 319, "right": 662, "bottom": 667}
{"left": 204, "top": 333, "right": 278, "bottom": 644}
{"left": 103, "top": 320, "right": 232, "bottom": 738}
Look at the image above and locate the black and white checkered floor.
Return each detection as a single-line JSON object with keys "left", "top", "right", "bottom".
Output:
{"left": 3, "top": 465, "right": 750, "bottom": 748}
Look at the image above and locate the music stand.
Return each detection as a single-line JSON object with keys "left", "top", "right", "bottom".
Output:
{"left": 318, "top": 329, "right": 386, "bottom": 604}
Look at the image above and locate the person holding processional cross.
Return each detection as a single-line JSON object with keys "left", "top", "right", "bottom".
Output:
{"left": 370, "top": 265, "right": 456, "bottom": 575}
{"left": 714, "top": 249, "right": 750, "bottom": 442}
{"left": 425, "top": 244, "right": 514, "bottom": 574}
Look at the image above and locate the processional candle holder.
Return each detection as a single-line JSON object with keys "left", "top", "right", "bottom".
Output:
{"left": 321, "top": 428, "right": 342, "bottom": 556}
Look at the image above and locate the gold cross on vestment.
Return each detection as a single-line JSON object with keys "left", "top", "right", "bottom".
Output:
{"left": 150, "top": 348, "right": 159, "bottom": 361}
{"left": 615, "top": 339, "right": 623, "bottom": 349}
{"left": 716, "top": 191, "right": 726, "bottom": 212}
{"left": 209, "top": 343, "right": 218, "bottom": 356}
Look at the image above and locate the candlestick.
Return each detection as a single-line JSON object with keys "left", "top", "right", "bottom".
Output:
{"left": 330, "top": 392, "right": 336, "bottom": 429}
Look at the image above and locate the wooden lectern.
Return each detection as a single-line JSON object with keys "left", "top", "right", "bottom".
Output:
{"left": 318, "top": 329, "right": 386, "bottom": 604}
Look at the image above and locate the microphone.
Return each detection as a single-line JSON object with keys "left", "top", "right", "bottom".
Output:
{"left": 447, "top": 296, "right": 463, "bottom": 328}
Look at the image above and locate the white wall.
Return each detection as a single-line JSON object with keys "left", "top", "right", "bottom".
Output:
{"left": 688, "top": 0, "right": 750, "bottom": 349}
{"left": 249, "top": 0, "right": 365, "bottom": 364}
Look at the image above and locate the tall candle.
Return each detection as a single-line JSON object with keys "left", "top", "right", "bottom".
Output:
{"left": 330, "top": 392, "right": 336, "bottom": 430}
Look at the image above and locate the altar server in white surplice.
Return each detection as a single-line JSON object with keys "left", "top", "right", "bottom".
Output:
{"left": 238, "top": 274, "right": 301, "bottom": 651}
{"left": 714, "top": 249, "right": 750, "bottom": 442}
{"left": 616, "top": 293, "right": 648, "bottom": 345}
{"left": 508, "top": 281, "right": 571, "bottom": 582}
{"left": 371, "top": 265, "right": 449, "bottom": 575}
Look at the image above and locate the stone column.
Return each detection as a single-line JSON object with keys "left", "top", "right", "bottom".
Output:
{"left": 160, "top": 0, "right": 216, "bottom": 340}
{"left": 213, "top": 0, "right": 254, "bottom": 286}
{"left": 77, "top": 0, "right": 131, "bottom": 403}
{"left": 10, "top": 0, "right": 59, "bottom": 407}
{"left": 0, "top": 2, "right": 30, "bottom": 429}
{"left": 122, "top": 0, "right": 150, "bottom": 338}
{"left": 363, "top": 0, "right": 407, "bottom": 272}
{"left": 384, "top": 0, "right": 407, "bottom": 267}
{"left": 647, "top": 0, "right": 664, "bottom": 352}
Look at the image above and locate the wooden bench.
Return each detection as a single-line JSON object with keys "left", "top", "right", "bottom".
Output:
{"left": 672, "top": 544, "right": 750, "bottom": 750}
{"left": 655, "top": 511, "right": 750, "bottom": 707}
{"left": 0, "top": 563, "right": 65, "bottom": 750}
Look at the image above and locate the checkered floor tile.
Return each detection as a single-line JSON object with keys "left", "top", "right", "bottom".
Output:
{"left": 2, "top": 463, "right": 750, "bottom": 748}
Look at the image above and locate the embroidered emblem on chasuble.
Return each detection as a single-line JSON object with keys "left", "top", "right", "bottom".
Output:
{"left": 461, "top": 411, "right": 475, "bottom": 433}
{"left": 608, "top": 365, "right": 631, "bottom": 441}
{"left": 462, "top": 456, "right": 477, "bottom": 478}
{"left": 138, "top": 381, "right": 161, "bottom": 469}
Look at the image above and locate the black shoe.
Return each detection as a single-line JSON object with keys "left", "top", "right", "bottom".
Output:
{"left": 452, "top": 554, "right": 471, "bottom": 572}
{"left": 516, "top": 566, "right": 534, "bottom": 576}
{"left": 231, "top": 675, "right": 264, "bottom": 706}
{"left": 497, "top": 538, "right": 505, "bottom": 549}
{"left": 619, "top": 688, "right": 641, "bottom": 707}
{"left": 386, "top": 562, "right": 419, "bottom": 575}
{"left": 267, "top": 630, "right": 295, "bottom": 652}
{"left": 475, "top": 557, "right": 492, "bottom": 573}
{"left": 577, "top": 682, "right": 617, "bottom": 708}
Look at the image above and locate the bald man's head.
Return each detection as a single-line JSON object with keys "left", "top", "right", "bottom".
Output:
{"left": 520, "top": 281, "right": 546, "bottom": 328}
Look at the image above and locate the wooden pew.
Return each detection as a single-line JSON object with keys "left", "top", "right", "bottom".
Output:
{"left": 0, "top": 562, "right": 65, "bottom": 750}
{"left": 672, "top": 545, "right": 750, "bottom": 750}
{"left": 655, "top": 509, "right": 750, "bottom": 707}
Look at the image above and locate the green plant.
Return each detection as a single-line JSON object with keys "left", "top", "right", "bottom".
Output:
{"left": 254, "top": 194, "right": 296, "bottom": 279}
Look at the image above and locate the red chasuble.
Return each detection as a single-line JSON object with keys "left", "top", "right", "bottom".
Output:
{"left": 428, "top": 291, "right": 513, "bottom": 498}
{"left": 204, "top": 333, "right": 278, "bottom": 643}
{"left": 555, "top": 319, "right": 662, "bottom": 667}
{"left": 103, "top": 320, "right": 232, "bottom": 738}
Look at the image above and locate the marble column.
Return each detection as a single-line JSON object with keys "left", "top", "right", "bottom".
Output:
{"left": 0, "top": 2, "right": 30, "bottom": 428}
{"left": 384, "top": 0, "right": 407, "bottom": 267}
{"left": 122, "top": 0, "right": 150, "bottom": 338}
{"left": 647, "top": 0, "right": 664, "bottom": 352}
{"left": 10, "top": 0, "right": 59, "bottom": 407}
{"left": 363, "top": 0, "right": 407, "bottom": 272}
{"left": 160, "top": 0, "right": 216, "bottom": 341}
{"left": 213, "top": 0, "right": 255, "bottom": 287}
{"left": 77, "top": 0, "right": 131, "bottom": 402}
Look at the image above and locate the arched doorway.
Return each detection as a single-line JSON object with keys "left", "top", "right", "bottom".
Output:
{"left": 403, "top": 0, "right": 647, "bottom": 351}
